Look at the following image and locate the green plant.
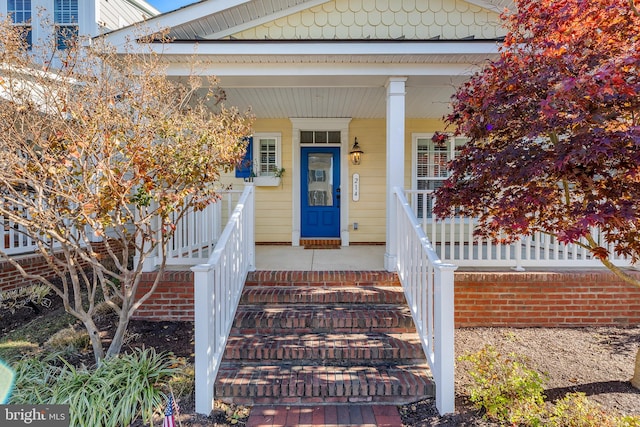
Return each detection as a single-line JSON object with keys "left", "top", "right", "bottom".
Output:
{"left": 549, "top": 392, "right": 616, "bottom": 427}
{"left": 274, "top": 167, "right": 286, "bottom": 178}
{"left": 459, "top": 344, "right": 546, "bottom": 426}
{"left": 10, "top": 348, "right": 181, "bottom": 427}
{"left": 618, "top": 415, "right": 640, "bottom": 427}
{"left": 168, "top": 360, "right": 195, "bottom": 398}
{"left": 9, "top": 352, "right": 63, "bottom": 405}
{"left": 0, "top": 284, "right": 52, "bottom": 313}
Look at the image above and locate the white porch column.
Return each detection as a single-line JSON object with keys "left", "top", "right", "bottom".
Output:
{"left": 385, "top": 77, "right": 407, "bottom": 271}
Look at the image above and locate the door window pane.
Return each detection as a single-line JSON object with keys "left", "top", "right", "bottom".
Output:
{"left": 300, "top": 131, "right": 342, "bottom": 144}
{"left": 307, "top": 153, "right": 333, "bottom": 206}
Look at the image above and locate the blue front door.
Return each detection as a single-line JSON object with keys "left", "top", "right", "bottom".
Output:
{"left": 301, "top": 147, "right": 341, "bottom": 238}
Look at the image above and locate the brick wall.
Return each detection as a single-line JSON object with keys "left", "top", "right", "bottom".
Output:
{"left": 133, "top": 270, "right": 195, "bottom": 321}
{"left": 6, "top": 258, "right": 640, "bottom": 327}
{"left": 455, "top": 270, "right": 640, "bottom": 327}
{"left": 0, "top": 242, "right": 115, "bottom": 293}
{"left": 0, "top": 252, "right": 57, "bottom": 292}
{"left": 131, "top": 269, "right": 640, "bottom": 327}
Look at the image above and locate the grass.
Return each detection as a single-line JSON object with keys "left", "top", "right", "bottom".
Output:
{"left": 0, "top": 307, "right": 76, "bottom": 362}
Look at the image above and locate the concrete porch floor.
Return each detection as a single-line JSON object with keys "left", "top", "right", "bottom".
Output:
{"left": 255, "top": 245, "right": 386, "bottom": 271}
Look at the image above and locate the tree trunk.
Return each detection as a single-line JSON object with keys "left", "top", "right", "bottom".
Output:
{"left": 83, "top": 318, "right": 105, "bottom": 363}
{"left": 106, "top": 309, "right": 130, "bottom": 359}
{"left": 632, "top": 347, "right": 640, "bottom": 389}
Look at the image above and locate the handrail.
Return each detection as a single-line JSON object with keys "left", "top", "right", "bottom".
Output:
{"left": 191, "top": 184, "right": 255, "bottom": 415}
{"left": 164, "top": 190, "right": 244, "bottom": 266}
{"left": 394, "top": 186, "right": 457, "bottom": 415}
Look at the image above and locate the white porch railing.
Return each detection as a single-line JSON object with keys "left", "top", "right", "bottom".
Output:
{"left": 160, "top": 190, "right": 244, "bottom": 267}
{"left": 191, "top": 184, "right": 255, "bottom": 415}
{"left": 404, "top": 189, "right": 631, "bottom": 270}
{"left": 394, "top": 187, "right": 457, "bottom": 415}
{"left": 2, "top": 217, "right": 38, "bottom": 255}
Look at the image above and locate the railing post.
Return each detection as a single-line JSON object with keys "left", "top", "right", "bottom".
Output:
{"left": 192, "top": 263, "right": 215, "bottom": 415}
{"left": 246, "top": 185, "right": 256, "bottom": 272}
{"left": 135, "top": 204, "right": 159, "bottom": 272}
{"left": 434, "top": 264, "right": 457, "bottom": 415}
{"left": 512, "top": 237, "right": 525, "bottom": 271}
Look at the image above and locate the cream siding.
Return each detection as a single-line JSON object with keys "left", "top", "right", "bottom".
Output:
{"left": 220, "top": 119, "right": 294, "bottom": 243}
{"left": 224, "top": 118, "right": 447, "bottom": 244}
{"left": 347, "top": 119, "right": 387, "bottom": 242}
{"left": 230, "top": 0, "right": 504, "bottom": 40}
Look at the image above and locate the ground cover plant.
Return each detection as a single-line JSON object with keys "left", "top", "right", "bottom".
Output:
{"left": 10, "top": 348, "right": 182, "bottom": 427}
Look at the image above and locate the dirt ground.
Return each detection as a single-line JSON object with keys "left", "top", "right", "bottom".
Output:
{"left": 2, "top": 295, "right": 640, "bottom": 426}
{"left": 401, "top": 326, "right": 640, "bottom": 426}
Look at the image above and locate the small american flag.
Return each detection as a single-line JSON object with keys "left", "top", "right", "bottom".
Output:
{"left": 163, "top": 394, "right": 179, "bottom": 427}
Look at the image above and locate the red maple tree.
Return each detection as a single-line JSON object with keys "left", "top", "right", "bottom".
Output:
{"left": 435, "top": 0, "right": 640, "bottom": 387}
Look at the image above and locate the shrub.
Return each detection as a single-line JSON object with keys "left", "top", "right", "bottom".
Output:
{"left": 549, "top": 392, "right": 615, "bottom": 427}
{"left": 618, "top": 415, "right": 640, "bottom": 427}
{"left": 459, "top": 344, "right": 546, "bottom": 426}
{"left": 168, "top": 360, "right": 195, "bottom": 399}
{"left": 11, "top": 348, "right": 181, "bottom": 427}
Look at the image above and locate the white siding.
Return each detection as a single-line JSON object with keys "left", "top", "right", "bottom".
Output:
{"left": 98, "top": 0, "right": 158, "bottom": 33}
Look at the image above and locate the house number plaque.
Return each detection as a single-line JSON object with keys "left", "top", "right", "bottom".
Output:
{"left": 352, "top": 173, "right": 360, "bottom": 202}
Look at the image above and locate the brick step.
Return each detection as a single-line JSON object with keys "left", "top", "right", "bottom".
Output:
{"left": 231, "top": 305, "right": 416, "bottom": 334}
{"left": 245, "top": 271, "right": 401, "bottom": 288}
{"left": 239, "top": 286, "right": 407, "bottom": 305}
{"left": 223, "top": 332, "right": 425, "bottom": 363}
{"left": 214, "top": 363, "right": 434, "bottom": 406}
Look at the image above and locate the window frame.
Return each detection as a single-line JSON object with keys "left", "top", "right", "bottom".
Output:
{"left": 252, "top": 133, "right": 282, "bottom": 177}
{"left": 8, "top": 0, "right": 32, "bottom": 49}
{"left": 412, "top": 133, "right": 467, "bottom": 218}
{"left": 54, "top": 0, "right": 79, "bottom": 50}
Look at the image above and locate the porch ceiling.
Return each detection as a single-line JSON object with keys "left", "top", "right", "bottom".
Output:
{"left": 216, "top": 77, "right": 469, "bottom": 119}
{"left": 163, "top": 49, "right": 497, "bottom": 120}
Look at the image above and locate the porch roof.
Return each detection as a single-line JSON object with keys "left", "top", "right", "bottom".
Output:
{"left": 99, "top": 0, "right": 506, "bottom": 119}
{"left": 125, "top": 39, "right": 498, "bottom": 118}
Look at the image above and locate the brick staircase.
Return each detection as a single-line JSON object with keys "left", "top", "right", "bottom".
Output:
{"left": 214, "top": 271, "right": 434, "bottom": 405}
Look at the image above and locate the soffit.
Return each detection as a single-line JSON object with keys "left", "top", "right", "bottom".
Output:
{"left": 215, "top": 82, "right": 466, "bottom": 119}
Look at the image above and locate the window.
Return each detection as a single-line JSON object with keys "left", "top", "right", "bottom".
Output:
{"left": 414, "top": 134, "right": 466, "bottom": 217}
{"left": 233, "top": 133, "right": 281, "bottom": 178}
{"left": 54, "top": 0, "right": 78, "bottom": 50}
{"left": 8, "top": 0, "right": 32, "bottom": 49}
{"left": 300, "top": 131, "right": 341, "bottom": 144}
{"left": 254, "top": 135, "right": 282, "bottom": 176}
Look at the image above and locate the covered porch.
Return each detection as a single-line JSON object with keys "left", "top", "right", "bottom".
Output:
{"left": 89, "top": 0, "right": 634, "bottom": 418}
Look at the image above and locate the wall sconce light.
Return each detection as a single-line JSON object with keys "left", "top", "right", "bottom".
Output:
{"left": 349, "top": 137, "right": 364, "bottom": 165}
